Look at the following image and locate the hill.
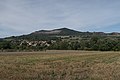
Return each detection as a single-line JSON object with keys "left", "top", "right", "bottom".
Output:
{"left": 31, "top": 28, "right": 81, "bottom": 35}
{"left": 5, "top": 28, "right": 82, "bottom": 41}
{"left": 5, "top": 27, "right": 115, "bottom": 41}
{"left": 1, "top": 27, "right": 120, "bottom": 51}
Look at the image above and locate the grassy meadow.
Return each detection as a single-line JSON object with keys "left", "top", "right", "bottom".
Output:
{"left": 0, "top": 50, "right": 120, "bottom": 80}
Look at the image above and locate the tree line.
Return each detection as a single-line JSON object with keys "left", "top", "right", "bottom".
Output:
{"left": 48, "top": 37, "right": 120, "bottom": 51}
{"left": 0, "top": 36, "right": 120, "bottom": 51}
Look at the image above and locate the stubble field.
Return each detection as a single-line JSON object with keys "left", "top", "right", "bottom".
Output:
{"left": 0, "top": 50, "right": 120, "bottom": 80}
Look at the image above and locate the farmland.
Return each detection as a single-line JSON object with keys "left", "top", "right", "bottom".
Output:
{"left": 0, "top": 50, "right": 120, "bottom": 80}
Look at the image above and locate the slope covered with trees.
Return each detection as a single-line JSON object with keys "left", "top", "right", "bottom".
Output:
{"left": 0, "top": 28, "right": 120, "bottom": 51}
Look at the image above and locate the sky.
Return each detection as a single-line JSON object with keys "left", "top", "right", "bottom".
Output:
{"left": 0, "top": 0, "right": 120, "bottom": 38}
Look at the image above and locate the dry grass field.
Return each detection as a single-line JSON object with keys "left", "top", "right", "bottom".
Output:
{"left": 0, "top": 50, "right": 120, "bottom": 80}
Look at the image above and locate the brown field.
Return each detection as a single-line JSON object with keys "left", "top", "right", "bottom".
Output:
{"left": 0, "top": 50, "right": 120, "bottom": 80}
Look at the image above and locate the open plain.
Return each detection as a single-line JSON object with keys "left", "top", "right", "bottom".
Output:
{"left": 0, "top": 50, "right": 120, "bottom": 80}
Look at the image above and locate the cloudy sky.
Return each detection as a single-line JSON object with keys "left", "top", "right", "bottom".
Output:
{"left": 0, "top": 0, "right": 120, "bottom": 38}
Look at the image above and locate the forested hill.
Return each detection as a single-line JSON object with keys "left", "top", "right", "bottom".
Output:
{"left": 31, "top": 28, "right": 81, "bottom": 35}
{"left": 5, "top": 28, "right": 120, "bottom": 41}
{"left": 0, "top": 28, "right": 120, "bottom": 51}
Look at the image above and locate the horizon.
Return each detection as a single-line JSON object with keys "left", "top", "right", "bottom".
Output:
{"left": 0, "top": 0, "right": 120, "bottom": 38}
{"left": 1, "top": 27, "right": 120, "bottom": 38}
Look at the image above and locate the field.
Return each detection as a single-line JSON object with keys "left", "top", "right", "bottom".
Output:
{"left": 0, "top": 50, "right": 120, "bottom": 80}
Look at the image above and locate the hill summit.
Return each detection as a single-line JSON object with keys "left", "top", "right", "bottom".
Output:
{"left": 31, "top": 28, "right": 81, "bottom": 36}
{"left": 6, "top": 28, "right": 82, "bottom": 41}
